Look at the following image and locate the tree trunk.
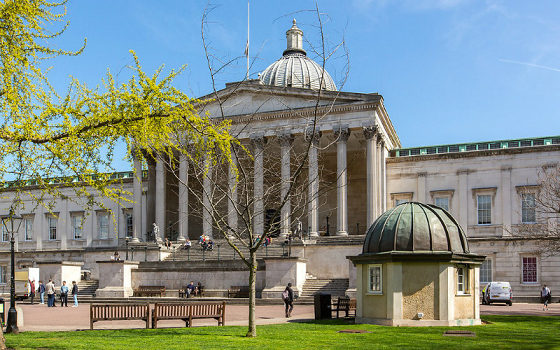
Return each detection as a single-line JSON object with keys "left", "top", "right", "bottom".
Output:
{"left": 0, "top": 326, "right": 6, "bottom": 350}
{"left": 246, "top": 250, "right": 257, "bottom": 337}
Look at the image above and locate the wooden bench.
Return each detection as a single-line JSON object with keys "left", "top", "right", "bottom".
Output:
{"left": 90, "top": 303, "right": 149, "bottom": 329}
{"left": 228, "top": 286, "right": 249, "bottom": 298}
{"left": 332, "top": 297, "right": 356, "bottom": 318}
{"left": 133, "top": 285, "right": 166, "bottom": 297}
{"left": 152, "top": 301, "right": 226, "bottom": 329}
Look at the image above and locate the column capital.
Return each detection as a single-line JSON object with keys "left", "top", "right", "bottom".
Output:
{"left": 333, "top": 126, "right": 351, "bottom": 142}
{"left": 277, "top": 133, "right": 294, "bottom": 148}
{"left": 362, "top": 125, "right": 378, "bottom": 140}
{"left": 305, "top": 128, "right": 322, "bottom": 146}
{"left": 250, "top": 134, "right": 267, "bottom": 150}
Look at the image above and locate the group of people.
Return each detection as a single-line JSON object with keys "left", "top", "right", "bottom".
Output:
{"left": 198, "top": 235, "right": 214, "bottom": 251}
{"left": 28, "top": 279, "right": 79, "bottom": 307}
{"left": 184, "top": 281, "right": 204, "bottom": 298}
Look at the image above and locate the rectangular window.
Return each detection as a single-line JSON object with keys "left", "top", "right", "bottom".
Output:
{"left": 457, "top": 265, "right": 469, "bottom": 294}
{"left": 72, "top": 215, "right": 83, "bottom": 240}
{"left": 368, "top": 264, "right": 382, "bottom": 293}
{"left": 480, "top": 258, "right": 492, "bottom": 283}
{"left": 477, "top": 195, "right": 491, "bottom": 225}
{"left": 522, "top": 257, "right": 538, "bottom": 283}
{"left": 98, "top": 213, "right": 109, "bottom": 239}
{"left": 48, "top": 217, "right": 57, "bottom": 240}
{"left": 521, "top": 193, "right": 536, "bottom": 223}
{"left": 1, "top": 226, "right": 8, "bottom": 242}
{"left": 125, "top": 213, "right": 133, "bottom": 238}
{"left": 395, "top": 199, "right": 408, "bottom": 206}
{"left": 24, "top": 218, "right": 33, "bottom": 241}
{"left": 0, "top": 265, "right": 6, "bottom": 284}
{"left": 435, "top": 197, "right": 449, "bottom": 211}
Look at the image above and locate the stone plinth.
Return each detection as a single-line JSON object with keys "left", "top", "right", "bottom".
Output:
{"left": 95, "top": 260, "right": 139, "bottom": 298}
{"left": 261, "top": 257, "right": 306, "bottom": 299}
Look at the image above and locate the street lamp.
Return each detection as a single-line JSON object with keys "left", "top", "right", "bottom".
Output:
{"left": 1, "top": 209, "right": 23, "bottom": 334}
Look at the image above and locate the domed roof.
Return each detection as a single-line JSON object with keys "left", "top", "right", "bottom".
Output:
{"left": 259, "top": 20, "right": 337, "bottom": 91}
{"left": 363, "top": 202, "right": 470, "bottom": 254}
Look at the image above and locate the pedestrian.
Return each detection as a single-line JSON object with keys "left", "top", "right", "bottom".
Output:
{"left": 60, "top": 281, "right": 69, "bottom": 307}
{"left": 38, "top": 280, "right": 46, "bottom": 304}
{"left": 46, "top": 279, "right": 55, "bottom": 307}
{"left": 282, "top": 282, "right": 294, "bottom": 318}
{"left": 29, "top": 279, "right": 36, "bottom": 305}
{"left": 71, "top": 281, "right": 79, "bottom": 307}
{"left": 542, "top": 285, "right": 551, "bottom": 311}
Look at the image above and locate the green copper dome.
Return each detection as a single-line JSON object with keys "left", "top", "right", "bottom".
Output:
{"left": 363, "top": 202, "right": 470, "bottom": 254}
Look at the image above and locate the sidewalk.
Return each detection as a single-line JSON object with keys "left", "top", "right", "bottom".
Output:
{"left": 11, "top": 301, "right": 558, "bottom": 332}
{"left": 15, "top": 302, "right": 316, "bottom": 332}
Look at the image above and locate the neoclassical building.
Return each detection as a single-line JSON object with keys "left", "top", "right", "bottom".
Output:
{"left": 0, "top": 20, "right": 558, "bottom": 302}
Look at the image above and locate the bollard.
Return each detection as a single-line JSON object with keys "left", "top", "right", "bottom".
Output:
{"left": 187, "top": 248, "right": 190, "bottom": 261}
{"left": 144, "top": 246, "right": 148, "bottom": 262}
{"left": 173, "top": 246, "right": 176, "bottom": 262}
{"left": 131, "top": 247, "right": 134, "bottom": 260}
{"left": 217, "top": 245, "right": 221, "bottom": 261}
{"left": 158, "top": 246, "right": 161, "bottom": 262}
{"left": 202, "top": 248, "right": 205, "bottom": 262}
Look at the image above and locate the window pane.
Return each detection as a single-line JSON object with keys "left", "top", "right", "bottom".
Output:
{"left": 480, "top": 259, "right": 492, "bottom": 283}
{"left": 48, "top": 217, "right": 57, "bottom": 240}
{"left": 522, "top": 193, "right": 536, "bottom": 223}
{"left": 1, "top": 226, "right": 8, "bottom": 242}
{"left": 99, "top": 214, "right": 109, "bottom": 239}
{"left": 0, "top": 266, "right": 6, "bottom": 284}
{"left": 24, "top": 219, "right": 33, "bottom": 241}
{"left": 126, "top": 213, "right": 133, "bottom": 238}
{"left": 72, "top": 216, "right": 83, "bottom": 240}
{"left": 457, "top": 267, "right": 465, "bottom": 292}
{"left": 395, "top": 199, "right": 408, "bottom": 206}
{"left": 522, "top": 257, "right": 537, "bottom": 283}
{"left": 477, "top": 195, "right": 491, "bottom": 224}
{"left": 369, "top": 265, "right": 381, "bottom": 292}
{"left": 435, "top": 197, "right": 449, "bottom": 211}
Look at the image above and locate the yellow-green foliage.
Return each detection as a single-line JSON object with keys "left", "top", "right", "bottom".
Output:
{"left": 0, "top": 0, "right": 234, "bottom": 210}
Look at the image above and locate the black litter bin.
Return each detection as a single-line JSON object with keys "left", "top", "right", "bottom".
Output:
{"left": 314, "top": 293, "right": 332, "bottom": 319}
{"left": 0, "top": 297, "right": 4, "bottom": 326}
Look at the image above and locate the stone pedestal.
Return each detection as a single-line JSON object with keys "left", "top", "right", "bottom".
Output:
{"left": 95, "top": 260, "right": 139, "bottom": 298}
{"left": 261, "top": 257, "right": 307, "bottom": 299}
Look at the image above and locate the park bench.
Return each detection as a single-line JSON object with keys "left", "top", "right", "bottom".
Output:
{"left": 152, "top": 301, "right": 226, "bottom": 329}
{"left": 90, "top": 303, "right": 149, "bottom": 329}
{"left": 179, "top": 285, "right": 205, "bottom": 298}
{"left": 332, "top": 297, "right": 356, "bottom": 318}
{"left": 133, "top": 285, "right": 166, "bottom": 297}
{"left": 228, "top": 285, "right": 249, "bottom": 298}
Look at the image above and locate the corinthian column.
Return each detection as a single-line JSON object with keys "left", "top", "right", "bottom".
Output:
{"left": 306, "top": 129, "right": 321, "bottom": 238}
{"left": 278, "top": 133, "right": 294, "bottom": 238}
{"left": 177, "top": 154, "right": 188, "bottom": 242}
{"left": 334, "top": 126, "right": 350, "bottom": 236}
{"left": 132, "top": 149, "right": 142, "bottom": 243}
{"left": 363, "top": 125, "right": 378, "bottom": 229}
{"left": 155, "top": 155, "right": 166, "bottom": 243}
{"left": 251, "top": 135, "right": 266, "bottom": 237}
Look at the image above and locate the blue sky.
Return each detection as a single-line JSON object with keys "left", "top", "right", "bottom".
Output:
{"left": 48, "top": 0, "right": 560, "bottom": 169}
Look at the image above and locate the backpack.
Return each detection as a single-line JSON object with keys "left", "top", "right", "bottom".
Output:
{"left": 282, "top": 290, "right": 289, "bottom": 300}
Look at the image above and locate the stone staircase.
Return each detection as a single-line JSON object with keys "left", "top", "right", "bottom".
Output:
{"left": 162, "top": 239, "right": 289, "bottom": 262}
{"left": 299, "top": 278, "right": 349, "bottom": 300}
{"left": 77, "top": 280, "right": 99, "bottom": 298}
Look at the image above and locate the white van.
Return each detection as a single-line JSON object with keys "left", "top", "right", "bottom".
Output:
{"left": 483, "top": 281, "right": 512, "bottom": 306}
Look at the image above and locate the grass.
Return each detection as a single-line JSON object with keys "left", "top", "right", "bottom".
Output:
{"left": 4, "top": 315, "right": 559, "bottom": 350}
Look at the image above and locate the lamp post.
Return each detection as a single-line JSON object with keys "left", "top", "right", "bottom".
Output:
{"left": 1, "top": 209, "right": 23, "bottom": 334}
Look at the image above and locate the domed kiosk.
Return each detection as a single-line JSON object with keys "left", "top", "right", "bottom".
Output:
{"left": 349, "top": 202, "right": 485, "bottom": 326}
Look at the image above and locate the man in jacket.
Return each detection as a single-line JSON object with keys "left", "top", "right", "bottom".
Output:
{"left": 46, "top": 279, "right": 55, "bottom": 307}
{"left": 71, "top": 281, "right": 79, "bottom": 307}
{"left": 60, "top": 281, "right": 69, "bottom": 307}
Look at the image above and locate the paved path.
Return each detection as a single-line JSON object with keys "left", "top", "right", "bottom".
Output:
{"left": 15, "top": 302, "right": 316, "bottom": 332}
{"left": 10, "top": 301, "right": 558, "bottom": 332}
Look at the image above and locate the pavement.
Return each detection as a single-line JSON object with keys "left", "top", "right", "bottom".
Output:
{"left": 7, "top": 301, "right": 559, "bottom": 332}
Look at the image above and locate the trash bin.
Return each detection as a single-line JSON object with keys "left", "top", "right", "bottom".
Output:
{"left": 314, "top": 293, "right": 332, "bottom": 319}
{"left": 0, "top": 297, "right": 4, "bottom": 326}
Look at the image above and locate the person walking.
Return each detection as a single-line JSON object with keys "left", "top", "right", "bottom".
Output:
{"left": 71, "top": 281, "right": 79, "bottom": 307}
{"left": 542, "top": 285, "right": 551, "bottom": 311}
{"left": 38, "top": 281, "right": 46, "bottom": 304}
{"left": 282, "top": 283, "right": 294, "bottom": 318}
{"left": 29, "top": 279, "right": 36, "bottom": 305}
{"left": 60, "top": 281, "right": 69, "bottom": 307}
{"left": 46, "top": 279, "right": 55, "bottom": 307}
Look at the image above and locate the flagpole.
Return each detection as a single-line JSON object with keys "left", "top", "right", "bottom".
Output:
{"left": 246, "top": 1, "right": 249, "bottom": 80}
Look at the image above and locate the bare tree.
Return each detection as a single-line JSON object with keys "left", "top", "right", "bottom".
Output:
{"left": 515, "top": 164, "right": 560, "bottom": 257}
{"left": 165, "top": 4, "right": 350, "bottom": 337}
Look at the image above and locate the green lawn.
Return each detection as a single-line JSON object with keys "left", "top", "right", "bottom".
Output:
{"left": 5, "top": 315, "right": 558, "bottom": 350}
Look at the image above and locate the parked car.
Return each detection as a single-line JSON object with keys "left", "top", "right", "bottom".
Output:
{"left": 483, "top": 281, "right": 513, "bottom": 306}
